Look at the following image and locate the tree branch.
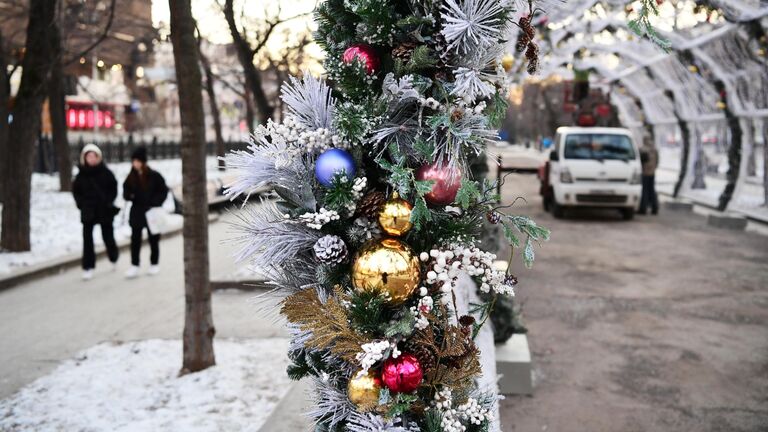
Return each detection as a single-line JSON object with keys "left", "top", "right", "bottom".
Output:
{"left": 62, "top": 0, "right": 117, "bottom": 66}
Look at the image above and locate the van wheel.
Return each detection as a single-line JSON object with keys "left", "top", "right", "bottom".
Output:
{"left": 552, "top": 200, "right": 565, "bottom": 219}
{"left": 620, "top": 208, "right": 635, "bottom": 220}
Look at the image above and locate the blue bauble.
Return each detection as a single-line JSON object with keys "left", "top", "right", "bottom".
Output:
{"left": 315, "top": 148, "right": 356, "bottom": 187}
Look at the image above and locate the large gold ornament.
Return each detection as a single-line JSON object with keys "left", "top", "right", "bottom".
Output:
{"left": 351, "top": 238, "right": 421, "bottom": 304}
{"left": 377, "top": 192, "right": 413, "bottom": 236}
{"left": 347, "top": 370, "right": 382, "bottom": 410}
{"left": 501, "top": 54, "right": 515, "bottom": 72}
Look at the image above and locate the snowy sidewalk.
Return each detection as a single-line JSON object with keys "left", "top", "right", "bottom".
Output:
{"left": 0, "top": 157, "right": 227, "bottom": 276}
{"left": 0, "top": 211, "right": 287, "bottom": 401}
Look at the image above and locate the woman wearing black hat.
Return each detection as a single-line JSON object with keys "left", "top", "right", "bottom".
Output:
{"left": 123, "top": 147, "right": 168, "bottom": 278}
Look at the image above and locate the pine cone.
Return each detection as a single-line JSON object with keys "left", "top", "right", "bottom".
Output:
{"left": 410, "top": 344, "right": 437, "bottom": 374}
{"left": 313, "top": 235, "right": 348, "bottom": 265}
{"left": 504, "top": 274, "right": 519, "bottom": 287}
{"left": 392, "top": 41, "right": 417, "bottom": 62}
{"left": 356, "top": 191, "right": 387, "bottom": 219}
{"left": 486, "top": 211, "right": 502, "bottom": 224}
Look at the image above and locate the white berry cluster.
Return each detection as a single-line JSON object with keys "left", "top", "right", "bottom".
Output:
{"left": 355, "top": 340, "right": 398, "bottom": 377}
{"left": 430, "top": 388, "right": 493, "bottom": 431}
{"left": 456, "top": 397, "right": 493, "bottom": 426}
{"left": 420, "top": 245, "right": 515, "bottom": 301}
{"left": 295, "top": 208, "right": 340, "bottom": 230}
{"left": 297, "top": 127, "right": 346, "bottom": 152}
{"left": 432, "top": 389, "right": 465, "bottom": 432}
{"left": 419, "top": 96, "right": 442, "bottom": 110}
{"left": 410, "top": 292, "right": 434, "bottom": 330}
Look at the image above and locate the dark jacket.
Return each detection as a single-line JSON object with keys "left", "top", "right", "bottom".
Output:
{"left": 72, "top": 164, "right": 118, "bottom": 224}
{"left": 123, "top": 168, "right": 168, "bottom": 227}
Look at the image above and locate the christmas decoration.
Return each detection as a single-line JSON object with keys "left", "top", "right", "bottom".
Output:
{"left": 225, "top": 0, "right": 552, "bottom": 429}
{"left": 391, "top": 41, "right": 417, "bottom": 62}
{"left": 486, "top": 210, "right": 502, "bottom": 224}
{"left": 342, "top": 44, "right": 380, "bottom": 74}
{"left": 351, "top": 238, "right": 421, "bottom": 305}
{"left": 315, "top": 148, "right": 356, "bottom": 187}
{"left": 347, "top": 370, "right": 383, "bottom": 410}
{"left": 501, "top": 54, "right": 515, "bottom": 72}
{"left": 377, "top": 193, "right": 413, "bottom": 236}
{"left": 313, "top": 235, "right": 348, "bottom": 264}
{"left": 416, "top": 163, "right": 462, "bottom": 206}
{"left": 381, "top": 353, "right": 423, "bottom": 393}
{"left": 356, "top": 190, "right": 387, "bottom": 219}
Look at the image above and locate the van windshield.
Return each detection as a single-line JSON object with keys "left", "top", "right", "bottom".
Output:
{"left": 563, "top": 134, "right": 635, "bottom": 161}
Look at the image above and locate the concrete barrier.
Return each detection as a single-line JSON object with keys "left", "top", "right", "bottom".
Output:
{"left": 496, "top": 334, "right": 533, "bottom": 395}
{"left": 664, "top": 200, "right": 694, "bottom": 212}
{"left": 707, "top": 213, "right": 747, "bottom": 231}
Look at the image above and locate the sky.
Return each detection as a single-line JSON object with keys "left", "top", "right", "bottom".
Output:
{"left": 151, "top": 0, "right": 322, "bottom": 61}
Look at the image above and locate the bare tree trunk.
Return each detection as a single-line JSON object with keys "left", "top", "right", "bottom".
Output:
{"left": 199, "top": 48, "right": 226, "bottom": 171}
{"left": 244, "top": 86, "right": 255, "bottom": 132}
{"left": 50, "top": 58, "right": 72, "bottom": 191}
{"left": 169, "top": 0, "right": 216, "bottom": 373}
{"left": 0, "top": 31, "right": 9, "bottom": 204}
{"left": 223, "top": 0, "right": 274, "bottom": 125}
{"left": 1, "top": 0, "right": 58, "bottom": 252}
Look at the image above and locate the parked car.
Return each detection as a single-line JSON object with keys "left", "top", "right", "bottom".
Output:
{"left": 540, "top": 127, "right": 642, "bottom": 220}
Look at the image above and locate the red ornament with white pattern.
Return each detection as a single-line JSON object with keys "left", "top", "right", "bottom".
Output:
{"left": 342, "top": 44, "right": 380, "bottom": 74}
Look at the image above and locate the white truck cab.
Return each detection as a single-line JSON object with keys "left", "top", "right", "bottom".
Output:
{"left": 544, "top": 127, "right": 642, "bottom": 219}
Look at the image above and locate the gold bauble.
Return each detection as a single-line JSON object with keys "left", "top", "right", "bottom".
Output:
{"left": 501, "top": 54, "right": 515, "bottom": 72}
{"left": 377, "top": 192, "right": 413, "bottom": 236}
{"left": 347, "top": 370, "right": 382, "bottom": 410}
{"left": 351, "top": 238, "right": 421, "bottom": 305}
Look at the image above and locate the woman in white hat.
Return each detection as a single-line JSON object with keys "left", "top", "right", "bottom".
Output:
{"left": 72, "top": 144, "right": 120, "bottom": 280}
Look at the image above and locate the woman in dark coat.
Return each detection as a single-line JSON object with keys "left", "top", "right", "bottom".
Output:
{"left": 123, "top": 147, "right": 168, "bottom": 278}
{"left": 72, "top": 144, "right": 119, "bottom": 280}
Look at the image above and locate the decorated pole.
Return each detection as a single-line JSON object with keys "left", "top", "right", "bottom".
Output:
{"left": 225, "top": 0, "right": 549, "bottom": 430}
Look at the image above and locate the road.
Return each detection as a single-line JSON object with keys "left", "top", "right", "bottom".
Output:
{"left": 497, "top": 173, "right": 768, "bottom": 432}
{"left": 0, "top": 210, "right": 286, "bottom": 399}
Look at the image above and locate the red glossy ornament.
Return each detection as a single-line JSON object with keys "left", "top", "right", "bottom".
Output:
{"left": 342, "top": 44, "right": 380, "bottom": 74}
{"left": 381, "top": 353, "right": 423, "bottom": 393}
{"left": 416, "top": 163, "right": 462, "bottom": 206}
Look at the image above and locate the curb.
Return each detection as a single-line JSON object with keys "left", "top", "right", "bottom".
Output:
{"left": 658, "top": 190, "right": 768, "bottom": 225}
{"left": 0, "top": 213, "right": 220, "bottom": 293}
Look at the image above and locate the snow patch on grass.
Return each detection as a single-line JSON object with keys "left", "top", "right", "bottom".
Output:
{"left": 0, "top": 338, "right": 291, "bottom": 431}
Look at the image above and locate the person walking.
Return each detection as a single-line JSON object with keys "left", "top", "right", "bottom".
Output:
{"left": 639, "top": 136, "right": 659, "bottom": 215}
{"left": 72, "top": 144, "right": 120, "bottom": 280}
{"left": 123, "top": 147, "right": 168, "bottom": 278}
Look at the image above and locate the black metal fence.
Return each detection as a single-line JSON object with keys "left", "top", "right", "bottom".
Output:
{"left": 34, "top": 135, "right": 249, "bottom": 173}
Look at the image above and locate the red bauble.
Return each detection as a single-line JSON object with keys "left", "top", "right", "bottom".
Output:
{"left": 416, "top": 163, "right": 462, "bottom": 206}
{"left": 381, "top": 354, "right": 423, "bottom": 393}
{"left": 342, "top": 44, "right": 380, "bottom": 74}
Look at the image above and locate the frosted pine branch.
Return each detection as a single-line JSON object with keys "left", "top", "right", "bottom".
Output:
{"left": 229, "top": 200, "right": 320, "bottom": 269}
{"left": 441, "top": 0, "right": 505, "bottom": 55}
{"left": 281, "top": 73, "right": 336, "bottom": 131}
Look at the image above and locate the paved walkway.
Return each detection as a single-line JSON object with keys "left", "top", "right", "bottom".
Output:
{"left": 496, "top": 173, "right": 768, "bottom": 432}
{"left": 0, "top": 211, "right": 286, "bottom": 399}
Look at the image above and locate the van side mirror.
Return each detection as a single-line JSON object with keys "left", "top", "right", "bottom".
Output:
{"left": 549, "top": 150, "right": 559, "bottom": 161}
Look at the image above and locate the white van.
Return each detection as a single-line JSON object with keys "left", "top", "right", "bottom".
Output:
{"left": 542, "top": 127, "right": 642, "bottom": 219}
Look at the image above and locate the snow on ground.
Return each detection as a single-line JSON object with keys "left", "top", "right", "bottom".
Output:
{"left": 0, "top": 158, "right": 225, "bottom": 274}
{"left": 658, "top": 146, "right": 767, "bottom": 219}
{"left": 0, "top": 338, "right": 291, "bottom": 432}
